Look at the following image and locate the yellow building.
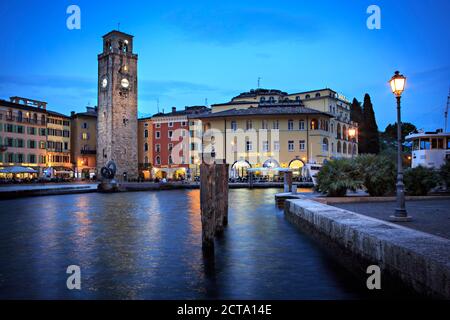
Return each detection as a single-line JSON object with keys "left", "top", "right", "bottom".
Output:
{"left": 190, "top": 88, "right": 358, "bottom": 178}
{"left": 137, "top": 117, "right": 153, "bottom": 180}
{"left": 70, "top": 107, "right": 97, "bottom": 179}
{"left": 46, "top": 110, "right": 72, "bottom": 177}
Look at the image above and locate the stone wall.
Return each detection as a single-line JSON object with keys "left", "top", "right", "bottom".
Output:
{"left": 285, "top": 198, "right": 450, "bottom": 298}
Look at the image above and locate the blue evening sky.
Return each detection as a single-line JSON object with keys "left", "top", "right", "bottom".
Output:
{"left": 0, "top": 0, "right": 448, "bottom": 131}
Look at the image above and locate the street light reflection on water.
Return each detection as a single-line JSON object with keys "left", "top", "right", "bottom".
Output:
{"left": 0, "top": 188, "right": 372, "bottom": 299}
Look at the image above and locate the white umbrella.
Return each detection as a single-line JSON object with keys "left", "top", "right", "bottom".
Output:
{"left": 0, "top": 166, "right": 37, "bottom": 174}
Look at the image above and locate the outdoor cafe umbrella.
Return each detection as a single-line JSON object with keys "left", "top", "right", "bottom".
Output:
{"left": 0, "top": 166, "right": 38, "bottom": 174}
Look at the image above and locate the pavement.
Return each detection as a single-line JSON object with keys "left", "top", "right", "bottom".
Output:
{"left": 0, "top": 182, "right": 98, "bottom": 192}
{"left": 333, "top": 199, "right": 450, "bottom": 240}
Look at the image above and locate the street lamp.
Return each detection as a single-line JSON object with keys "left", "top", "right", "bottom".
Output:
{"left": 389, "top": 71, "right": 411, "bottom": 221}
{"left": 348, "top": 128, "right": 356, "bottom": 159}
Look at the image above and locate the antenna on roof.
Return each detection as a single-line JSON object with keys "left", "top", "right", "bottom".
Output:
{"left": 157, "top": 98, "right": 160, "bottom": 113}
{"left": 445, "top": 87, "right": 450, "bottom": 132}
{"left": 257, "top": 77, "right": 262, "bottom": 88}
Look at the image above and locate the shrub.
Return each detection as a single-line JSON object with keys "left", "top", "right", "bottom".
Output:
{"left": 354, "top": 154, "right": 396, "bottom": 196}
{"left": 440, "top": 158, "right": 450, "bottom": 188}
{"left": 404, "top": 166, "right": 438, "bottom": 196}
{"left": 316, "top": 158, "right": 362, "bottom": 197}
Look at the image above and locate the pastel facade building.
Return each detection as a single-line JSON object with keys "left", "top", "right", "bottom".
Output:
{"left": 138, "top": 117, "right": 153, "bottom": 180}
{"left": 0, "top": 97, "right": 47, "bottom": 177}
{"left": 71, "top": 106, "right": 98, "bottom": 179}
{"left": 191, "top": 88, "right": 358, "bottom": 178}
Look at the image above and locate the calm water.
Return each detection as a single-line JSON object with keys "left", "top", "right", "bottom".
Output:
{"left": 0, "top": 189, "right": 371, "bottom": 299}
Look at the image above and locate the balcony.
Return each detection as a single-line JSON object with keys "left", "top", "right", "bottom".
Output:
{"left": 81, "top": 149, "right": 96, "bottom": 155}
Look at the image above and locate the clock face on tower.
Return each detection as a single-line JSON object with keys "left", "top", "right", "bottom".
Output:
{"left": 101, "top": 78, "right": 108, "bottom": 88}
{"left": 121, "top": 78, "right": 130, "bottom": 89}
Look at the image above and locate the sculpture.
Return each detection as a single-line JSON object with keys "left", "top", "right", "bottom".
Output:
{"left": 100, "top": 160, "right": 117, "bottom": 180}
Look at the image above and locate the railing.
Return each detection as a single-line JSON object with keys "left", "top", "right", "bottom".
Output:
{"left": 81, "top": 150, "right": 96, "bottom": 155}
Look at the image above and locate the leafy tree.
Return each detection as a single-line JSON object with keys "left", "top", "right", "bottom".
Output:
{"left": 355, "top": 154, "right": 396, "bottom": 196}
{"left": 383, "top": 122, "right": 417, "bottom": 143}
{"left": 360, "top": 94, "right": 380, "bottom": 154}
{"left": 316, "top": 158, "right": 362, "bottom": 197}
{"left": 440, "top": 158, "right": 450, "bottom": 188}
{"left": 404, "top": 166, "right": 438, "bottom": 196}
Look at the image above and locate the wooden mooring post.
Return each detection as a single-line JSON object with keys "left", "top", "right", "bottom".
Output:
{"left": 200, "top": 163, "right": 229, "bottom": 256}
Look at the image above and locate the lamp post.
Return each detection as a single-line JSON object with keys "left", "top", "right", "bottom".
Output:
{"left": 389, "top": 71, "right": 412, "bottom": 222}
{"left": 348, "top": 128, "right": 356, "bottom": 159}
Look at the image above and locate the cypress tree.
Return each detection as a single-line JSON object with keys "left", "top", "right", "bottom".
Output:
{"left": 361, "top": 93, "right": 380, "bottom": 154}
{"left": 350, "top": 98, "right": 363, "bottom": 147}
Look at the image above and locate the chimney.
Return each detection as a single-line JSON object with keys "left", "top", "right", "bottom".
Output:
{"left": 172, "top": 107, "right": 176, "bottom": 113}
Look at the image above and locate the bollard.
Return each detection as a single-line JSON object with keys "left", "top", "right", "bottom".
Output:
{"left": 200, "top": 163, "right": 229, "bottom": 256}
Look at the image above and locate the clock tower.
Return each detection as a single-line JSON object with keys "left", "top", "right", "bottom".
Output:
{"left": 97, "top": 30, "right": 138, "bottom": 181}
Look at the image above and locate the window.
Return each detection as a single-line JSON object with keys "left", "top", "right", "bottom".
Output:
{"left": 260, "top": 97, "right": 266, "bottom": 103}
{"left": 82, "top": 133, "right": 88, "bottom": 140}
{"left": 155, "top": 156, "right": 161, "bottom": 165}
{"left": 156, "top": 123, "right": 161, "bottom": 128}
{"left": 231, "top": 121, "right": 237, "bottom": 131}
{"left": 272, "top": 120, "right": 279, "bottom": 130}
{"left": 337, "top": 141, "right": 342, "bottom": 153}
{"left": 315, "top": 92, "right": 321, "bottom": 97}
{"left": 168, "top": 143, "right": 173, "bottom": 151}
{"left": 310, "top": 119, "right": 318, "bottom": 130}
{"left": 322, "top": 138, "right": 329, "bottom": 152}
{"left": 262, "top": 120, "right": 268, "bottom": 130}
{"left": 246, "top": 141, "right": 252, "bottom": 152}
{"left": 190, "top": 143, "right": 197, "bottom": 151}
{"left": 420, "top": 139, "right": 430, "bottom": 150}
{"left": 181, "top": 121, "right": 186, "bottom": 126}
{"left": 299, "top": 140, "right": 305, "bottom": 150}
{"left": 305, "top": 94, "right": 310, "bottom": 99}
{"left": 7, "top": 138, "right": 13, "bottom": 147}
{"left": 262, "top": 141, "right": 269, "bottom": 152}
{"left": 288, "top": 119, "right": 294, "bottom": 131}
{"left": 155, "top": 144, "right": 161, "bottom": 152}
{"left": 343, "top": 142, "right": 347, "bottom": 154}
{"left": 82, "top": 122, "right": 88, "bottom": 129}
{"left": 246, "top": 120, "right": 252, "bottom": 130}
{"left": 168, "top": 156, "right": 173, "bottom": 164}
{"left": 28, "top": 154, "right": 36, "bottom": 164}
{"left": 40, "top": 128, "right": 46, "bottom": 136}
{"left": 274, "top": 141, "right": 280, "bottom": 151}
{"left": 168, "top": 130, "right": 173, "bottom": 138}
{"left": 144, "top": 143, "right": 148, "bottom": 152}
{"left": 168, "top": 122, "right": 173, "bottom": 127}
{"left": 156, "top": 131, "right": 161, "bottom": 139}
{"left": 39, "top": 141, "right": 46, "bottom": 149}
{"left": 64, "top": 142, "right": 68, "bottom": 150}
{"left": 269, "top": 97, "right": 275, "bottom": 103}
{"left": 144, "top": 156, "right": 149, "bottom": 164}
{"left": 288, "top": 140, "right": 294, "bottom": 151}
{"left": 299, "top": 120, "right": 305, "bottom": 131}
{"left": 17, "top": 139, "right": 24, "bottom": 148}
{"left": 144, "top": 129, "right": 148, "bottom": 138}
{"left": 28, "top": 140, "right": 36, "bottom": 149}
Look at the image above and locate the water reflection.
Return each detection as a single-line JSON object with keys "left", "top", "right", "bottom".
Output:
{"left": 0, "top": 189, "right": 372, "bottom": 299}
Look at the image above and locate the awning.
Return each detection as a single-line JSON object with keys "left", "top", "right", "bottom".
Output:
{"left": 0, "top": 166, "right": 38, "bottom": 174}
